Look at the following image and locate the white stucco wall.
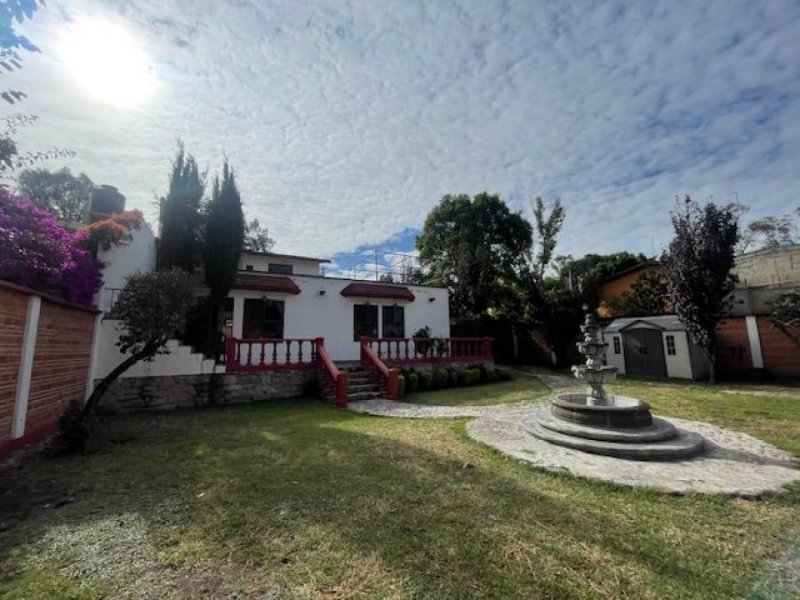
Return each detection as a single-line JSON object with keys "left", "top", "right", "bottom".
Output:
{"left": 231, "top": 275, "right": 450, "bottom": 361}
{"left": 662, "top": 330, "right": 693, "bottom": 379}
{"left": 94, "top": 225, "right": 158, "bottom": 312}
{"left": 239, "top": 253, "right": 324, "bottom": 276}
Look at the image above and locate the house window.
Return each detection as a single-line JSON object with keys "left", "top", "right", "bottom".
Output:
{"left": 268, "top": 263, "right": 293, "bottom": 275}
{"left": 243, "top": 298, "right": 284, "bottom": 338}
{"left": 245, "top": 265, "right": 254, "bottom": 271}
{"left": 665, "top": 335, "right": 676, "bottom": 356}
{"left": 353, "top": 304, "right": 378, "bottom": 341}
{"left": 382, "top": 305, "right": 405, "bottom": 338}
{"left": 613, "top": 336, "right": 621, "bottom": 355}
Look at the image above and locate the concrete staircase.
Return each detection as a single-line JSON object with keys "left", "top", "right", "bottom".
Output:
{"left": 326, "top": 363, "right": 385, "bottom": 403}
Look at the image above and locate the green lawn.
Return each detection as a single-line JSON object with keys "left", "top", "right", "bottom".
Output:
{"left": 0, "top": 378, "right": 798, "bottom": 599}
{"left": 403, "top": 369, "right": 551, "bottom": 406}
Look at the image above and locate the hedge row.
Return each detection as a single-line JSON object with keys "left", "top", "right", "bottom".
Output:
{"left": 397, "top": 364, "right": 511, "bottom": 396}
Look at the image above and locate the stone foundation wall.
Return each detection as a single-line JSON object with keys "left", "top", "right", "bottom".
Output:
{"left": 96, "top": 370, "right": 318, "bottom": 413}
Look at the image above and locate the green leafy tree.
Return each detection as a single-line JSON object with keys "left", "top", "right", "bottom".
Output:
{"left": 243, "top": 217, "right": 274, "bottom": 253}
{"left": 611, "top": 270, "right": 671, "bottom": 317}
{"left": 662, "top": 196, "right": 739, "bottom": 383}
{"left": 17, "top": 167, "right": 94, "bottom": 225}
{"left": 158, "top": 143, "right": 205, "bottom": 271}
{"left": 416, "top": 193, "right": 532, "bottom": 319}
{"left": 203, "top": 160, "right": 244, "bottom": 352}
{"left": 82, "top": 269, "right": 195, "bottom": 417}
{"left": 530, "top": 197, "right": 566, "bottom": 280}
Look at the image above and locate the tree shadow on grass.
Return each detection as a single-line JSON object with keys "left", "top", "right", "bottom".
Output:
{"left": 1, "top": 400, "right": 797, "bottom": 599}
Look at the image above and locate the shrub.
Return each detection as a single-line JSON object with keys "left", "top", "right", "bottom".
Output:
{"left": 0, "top": 191, "right": 102, "bottom": 307}
{"left": 433, "top": 368, "right": 449, "bottom": 389}
{"left": 485, "top": 366, "right": 497, "bottom": 381}
{"left": 464, "top": 369, "right": 482, "bottom": 385}
{"left": 468, "top": 363, "right": 489, "bottom": 384}
{"left": 58, "top": 400, "right": 93, "bottom": 454}
{"left": 408, "top": 372, "right": 419, "bottom": 392}
{"left": 397, "top": 374, "right": 406, "bottom": 397}
{"left": 418, "top": 370, "right": 432, "bottom": 391}
{"left": 494, "top": 368, "right": 512, "bottom": 382}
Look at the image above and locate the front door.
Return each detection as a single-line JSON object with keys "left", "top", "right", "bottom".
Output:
{"left": 623, "top": 329, "right": 667, "bottom": 378}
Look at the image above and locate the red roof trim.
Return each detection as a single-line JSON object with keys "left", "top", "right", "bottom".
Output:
{"left": 234, "top": 273, "right": 301, "bottom": 295}
{"left": 340, "top": 282, "right": 415, "bottom": 301}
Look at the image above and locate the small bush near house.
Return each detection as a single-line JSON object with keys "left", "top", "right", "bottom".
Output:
{"left": 397, "top": 374, "right": 406, "bottom": 397}
{"left": 408, "top": 372, "right": 419, "bottom": 391}
{"left": 433, "top": 368, "right": 450, "bottom": 389}
{"left": 418, "top": 371, "right": 433, "bottom": 391}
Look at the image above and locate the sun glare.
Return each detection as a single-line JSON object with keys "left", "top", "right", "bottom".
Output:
{"left": 60, "top": 18, "right": 156, "bottom": 109}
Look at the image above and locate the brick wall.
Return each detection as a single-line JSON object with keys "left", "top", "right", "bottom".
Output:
{"left": 24, "top": 301, "right": 96, "bottom": 435}
{"left": 0, "top": 286, "right": 28, "bottom": 447}
{"left": 716, "top": 318, "right": 752, "bottom": 374}
{"left": 0, "top": 282, "right": 97, "bottom": 458}
{"left": 757, "top": 316, "right": 800, "bottom": 378}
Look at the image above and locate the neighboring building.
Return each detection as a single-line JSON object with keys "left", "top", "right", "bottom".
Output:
{"left": 596, "top": 261, "right": 662, "bottom": 319}
{"left": 603, "top": 316, "right": 709, "bottom": 380}
{"left": 717, "top": 243, "right": 800, "bottom": 378}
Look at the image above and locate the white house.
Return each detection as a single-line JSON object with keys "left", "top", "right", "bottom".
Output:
{"left": 90, "top": 226, "right": 451, "bottom": 381}
{"left": 603, "top": 316, "right": 709, "bottom": 380}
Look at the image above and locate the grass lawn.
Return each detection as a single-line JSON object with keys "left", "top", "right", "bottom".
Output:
{"left": 403, "top": 369, "right": 551, "bottom": 406}
{"left": 0, "top": 378, "right": 798, "bottom": 599}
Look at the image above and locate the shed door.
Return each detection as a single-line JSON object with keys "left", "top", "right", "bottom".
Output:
{"left": 623, "top": 329, "right": 667, "bottom": 378}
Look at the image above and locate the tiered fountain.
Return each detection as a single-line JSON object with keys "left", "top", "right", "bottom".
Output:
{"left": 523, "top": 311, "right": 705, "bottom": 460}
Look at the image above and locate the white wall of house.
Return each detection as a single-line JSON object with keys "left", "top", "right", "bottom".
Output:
{"left": 94, "top": 225, "right": 157, "bottom": 312}
{"left": 230, "top": 275, "right": 450, "bottom": 361}
{"left": 239, "top": 252, "right": 324, "bottom": 276}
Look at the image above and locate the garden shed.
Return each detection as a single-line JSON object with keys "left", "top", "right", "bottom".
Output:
{"left": 603, "top": 316, "right": 709, "bottom": 380}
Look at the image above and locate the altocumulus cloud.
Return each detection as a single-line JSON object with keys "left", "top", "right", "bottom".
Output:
{"left": 14, "top": 0, "right": 800, "bottom": 259}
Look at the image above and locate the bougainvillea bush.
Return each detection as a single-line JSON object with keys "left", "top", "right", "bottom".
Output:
{"left": 0, "top": 190, "right": 102, "bottom": 307}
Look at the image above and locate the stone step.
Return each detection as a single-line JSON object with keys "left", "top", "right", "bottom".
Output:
{"left": 348, "top": 383, "right": 381, "bottom": 393}
{"left": 348, "top": 391, "right": 385, "bottom": 401}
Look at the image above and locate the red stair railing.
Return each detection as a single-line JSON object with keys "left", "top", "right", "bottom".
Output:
{"left": 360, "top": 337, "right": 400, "bottom": 400}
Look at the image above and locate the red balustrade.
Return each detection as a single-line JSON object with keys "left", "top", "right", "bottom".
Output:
{"left": 317, "top": 338, "right": 348, "bottom": 407}
{"left": 360, "top": 337, "right": 400, "bottom": 400}
{"left": 363, "top": 336, "right": 493, "bottom": 366}
{"left": 225, "top": 338, "right": 319, "bottom": 372}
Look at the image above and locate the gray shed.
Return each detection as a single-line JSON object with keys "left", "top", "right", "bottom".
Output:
{"left": 602, "top": 316, "right": 709, "bottom": 380}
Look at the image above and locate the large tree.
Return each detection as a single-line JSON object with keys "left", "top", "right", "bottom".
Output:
{"left": 738, "top": 207, "right": 799, "bottom": 253}
{"left": 530, "top": 197, "right": 566, "bottom": 281}
{"left": 17, "top": 167, "right": 94, "bottom": 225}
{"left": 416, "top": 193, "right": 532, "bottom": 319}
{"left": 82, "top": 269, "right": 195, "bottom": 418}
{"left": 243, "top": 217, "right": 274, "bottom": 253}
{"left": 203, "top": 160, "right": 244, "bottom": 353}
{"left": 662, "top": 196, "right": 739, "bottom": 383}
{"left": 158, "top": 143, "right": 205, "bottom": 271}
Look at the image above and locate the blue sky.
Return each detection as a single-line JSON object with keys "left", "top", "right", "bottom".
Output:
{"left": 14, "top": 1, "right": 800, "bottom": 274}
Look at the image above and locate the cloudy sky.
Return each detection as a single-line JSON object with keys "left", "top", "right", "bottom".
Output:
{"left": 13, "top": 0, "right": 800, "bottom": 274}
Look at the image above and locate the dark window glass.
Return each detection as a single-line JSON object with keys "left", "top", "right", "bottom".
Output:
{"left": 245, "top": 264, "right": 254, "bottom": 271}
{"left": 382, "top": 305, "right": 405, "bottom": 338}
{"left": 613, "top": 337, "right": 621, "bottom": 354}
{"left": 666, "top": 335, "right": 676, "bottom": 356}
{"left": 243, "top": 299, "right": 284, "bottom": 338}
{"left": 268, "top": 263, "right": 293, "bottom": 275}
{"left": 354, "top": 304, "right": 378, "bottom": 341}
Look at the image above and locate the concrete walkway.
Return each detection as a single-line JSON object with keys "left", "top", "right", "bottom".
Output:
{"left": 346, "top": 368, "right": 800, "bottom": 497}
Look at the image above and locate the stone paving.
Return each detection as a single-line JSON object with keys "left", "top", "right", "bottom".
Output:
{"left": 347, "top": 372, "right": 800, "bottom": 497}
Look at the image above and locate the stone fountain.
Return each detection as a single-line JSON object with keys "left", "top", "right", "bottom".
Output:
{"left": 523, "top": 311, "right": 705, "bottom": 460}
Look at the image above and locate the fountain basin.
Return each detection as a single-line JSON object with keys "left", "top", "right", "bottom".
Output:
{"left": 552, "top": 394, "right": 653, "bottom": 428}
{"left": 522, "top": 415, "right": 705, "bottom": 461}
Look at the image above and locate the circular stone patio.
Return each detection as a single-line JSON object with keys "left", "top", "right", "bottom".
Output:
{"left": 347, "top": 390, "right": 800, "bottom": 497}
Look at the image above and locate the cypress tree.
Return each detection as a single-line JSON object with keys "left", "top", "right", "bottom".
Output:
{"left": 158, "top": 143, "right": 205, "bottom": 271}
{"left": 203, "top": 160, "right": 245, "bottom": 353}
